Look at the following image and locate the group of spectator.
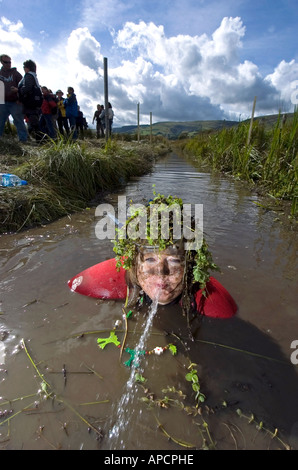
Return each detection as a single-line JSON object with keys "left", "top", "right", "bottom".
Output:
{"left": 38, "top": 86, "right": 88, "bottom": 141}
{"left": 92, "top": 102, "right": 114, "bottom": 138}
{"left": 0, "top": 54, "right": 89, "bottom": 143}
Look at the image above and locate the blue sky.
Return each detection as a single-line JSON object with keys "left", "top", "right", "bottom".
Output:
{"left": 1, "top": 0, "right": 297, "bottom": 127}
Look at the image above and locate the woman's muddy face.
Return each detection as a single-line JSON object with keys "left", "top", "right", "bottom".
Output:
{"left": 136, "top": 250, "right": 185, "bottom": 305}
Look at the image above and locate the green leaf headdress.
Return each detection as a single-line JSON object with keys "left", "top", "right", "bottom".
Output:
{"left": 112, "top": 189, "right": 219, "bottom": 294}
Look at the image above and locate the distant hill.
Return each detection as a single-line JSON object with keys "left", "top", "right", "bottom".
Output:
{"left": 250, "top": 112, "right": 294, "bottom": 127}
{"left": 113, "top": 113, "right": 294, "bottom": 140}
{"left": 114, "top": 120, "right": 238, "bottom": 139}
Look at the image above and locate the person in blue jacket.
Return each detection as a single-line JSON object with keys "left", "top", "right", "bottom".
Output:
{"left": 64, "top": 87, "right": 78, "bottom": 139}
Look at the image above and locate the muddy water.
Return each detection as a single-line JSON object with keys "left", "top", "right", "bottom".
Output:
{"left": 0, "top": 152, "right": 297, "bottom": 450}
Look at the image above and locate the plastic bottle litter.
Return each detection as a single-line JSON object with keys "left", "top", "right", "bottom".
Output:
{"left": 0, "top": 173, "right": 28, "bottom": 187}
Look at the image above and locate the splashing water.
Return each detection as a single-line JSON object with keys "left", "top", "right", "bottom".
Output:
{"left": 107, "top": 297, "right": 159, "bottom": 449}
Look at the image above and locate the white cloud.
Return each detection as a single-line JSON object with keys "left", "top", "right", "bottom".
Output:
{"left": 1, "top": 16, "right": 23, "bottom": 32}
{"left": 0, "top": 14, "right": 296, "bottom": 127}
{"left": 266, "top": 59, "right": 298, "bottom": 107}
{"left": 210, "top": 16, "right": 245, "bottom": 62}
{"left": 80, "top": 0, "right": 130, "bottom": 32}
{"left": 0, "top": 17, "right": 34, "bottom": 59}
{"left": 35, "top": 27, "right": 105, "bottom": 121}
{"left": 65, "top": 28, "right": 103, "bottom": 75}
{"left": 114, "top": 17, "right": 285, "bottom": 120}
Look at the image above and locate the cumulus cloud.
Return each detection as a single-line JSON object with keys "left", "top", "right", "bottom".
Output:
{"left": 266, "top": 60, "right": 298, "bottom": 108}
{"left": 114, "top": 17, "right": 286, "bottom": 120}
{"left": 0, "top": 14, "right": 296, "bottom": 127}
{"left": 66, "top": 28, "right": 103, "bottom": 72}
{"left": 0, "top": 17, "right": 34, "bottom": 59}
{"left": 53, "top": 16, "right": 298, "bottom": 124}
{"left": 36, "top": 27, "right": 105, "bottom": 120}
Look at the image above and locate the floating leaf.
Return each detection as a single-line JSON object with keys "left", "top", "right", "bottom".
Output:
{"left": 185, "top": 373, "right": 193, "bottom": 382}
{"left": 168, "top": 344, "right": 177, "bottom": 355}
{"left": 192, "top": 383, "right": 200, "bottom": 392}
{"left": 135, "top": 373, "right": 147, "bottom": 383}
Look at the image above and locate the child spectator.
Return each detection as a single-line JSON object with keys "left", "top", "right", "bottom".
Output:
{"left": 64, "top": 87, "right": 78, "bottom": 139}
{"left": 56, "top": 90, "right": 69, "bottom": 136}
{"left": 40, "top": 86, "right": 57, "bottom": 139}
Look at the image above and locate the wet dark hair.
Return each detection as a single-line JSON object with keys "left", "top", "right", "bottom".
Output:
{"left": 23, "top": 60, "right": 36, "bottom": 72}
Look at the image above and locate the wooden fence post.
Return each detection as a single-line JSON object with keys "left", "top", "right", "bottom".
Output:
{"left": 104, "top": 57, "right": 109, "bottom": 141}
{"left": 247, "top": 96, "right": 257, "bottom": 145}
{"left": 137, "top": 103, "right": 140, "bottom": 142}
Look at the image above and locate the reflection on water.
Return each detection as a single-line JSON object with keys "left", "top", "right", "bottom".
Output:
{"left": 0, "top": 152, "right": 297, "bottom": 450}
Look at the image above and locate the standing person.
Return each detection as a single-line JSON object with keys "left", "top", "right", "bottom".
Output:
{"left": 64, "top": 86, "right": 78, "bottom": 139}
{"left": 99, "top": 105, "right": 106, "bottom": 134}
{"left": 39, "top": 86, "right": 57, "bottom": 139}
{"left": 49, "top": 89, "right": 58, "bottom": 131}
{"left": 56, "top": 90, "right": 69, "bottom": 136}
{"left": 92, "top": 104, "right": 104, "bottom": 138}
{"left": 0, "top": 54, "right": 28, "bottom": 142}
{"left": 108, "top": 102, "right": 114, "bottom": 136}
{"left": 17, "top": 59, "right": 43, "bottom": 142}
{"left": 76, "top": 106, "right": 85, "bottom": 139}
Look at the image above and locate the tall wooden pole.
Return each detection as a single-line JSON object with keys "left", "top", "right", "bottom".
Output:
{"left": 247, "top": 96, "right": 257, "bottom": 146}
{"left": 150, "top": 112, "right": 152, "bottom": 145}
{"left": 137, "top": 103, "right": 140, "bottom": 143}
{"left": 104, "top": 57, "right": 109, "bottom": 141}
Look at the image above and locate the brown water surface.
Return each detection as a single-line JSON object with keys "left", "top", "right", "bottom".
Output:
{"left": 0, "top": 152, "right": 297, "bottom": 450}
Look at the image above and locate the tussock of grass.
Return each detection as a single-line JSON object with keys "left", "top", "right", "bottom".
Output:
{"left": 0, "top": 138, "right": 168, "bottom": 233}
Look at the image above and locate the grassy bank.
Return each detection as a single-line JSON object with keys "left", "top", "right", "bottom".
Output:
{"left": 0, "top": 137, "right": 170, "bottom": 234}
{"left": 179, "top": 110, "right": 298, "bottom": 214}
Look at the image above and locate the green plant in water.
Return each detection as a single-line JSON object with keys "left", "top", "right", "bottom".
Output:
{"left": 135, "top": 373, "right": 147, "bottom": 383}
{"left": 0, "top": 339, "right": 107, "bottom": 440}
{"left": 185, "top": 363, "right": 206, "bottom": 403}
{"left": 236, "top": 408, "right": 291, "bottom": 450}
